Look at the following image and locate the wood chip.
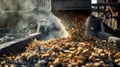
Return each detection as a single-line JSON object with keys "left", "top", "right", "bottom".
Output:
{"left": 41, "top": 53, "right": 49, "bottom": 58}
{"left": 69, "top": 48, "right": 75, "bottom": 50}
{"left": 93, "top": 62, "right": 101, "bottom": 67}
{"left": 53, "top": 58, "right": 59, "bottom": 64}
{"left": 115, "top": 58, "right": 120, "bottom": 63}
{"left": 82, "top": 49, "right": 89, "bottom": 53}
{"left": 68, "top": 54, "right": 72, "bottom": 57}
{"left": 115, "top": 52, "right": 120, "bottom": 58}
{"left": 100, "top": 53, "right": 105, "bottom": 57}
{"left": 10, "top": 64, "right": 15, "bottom": 67}
{"left": 4, "top": 65, "right": 9, "bottom": 67}
{"left": 86, "top": 63, "right": 93, "bottom": 67}
{"left": 64, "top": 50, "right": 70, "bottom": 53}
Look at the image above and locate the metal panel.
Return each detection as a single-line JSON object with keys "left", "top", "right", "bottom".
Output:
{"left": 52, "top": 0, "right": 91, "bottom": 10}
{"left": 0, "top": 33, "right": 41, "bottom": 56}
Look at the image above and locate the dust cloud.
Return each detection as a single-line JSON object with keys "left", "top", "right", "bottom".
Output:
{"left": 0, "top": 0, "right": 68, "bottom": 40}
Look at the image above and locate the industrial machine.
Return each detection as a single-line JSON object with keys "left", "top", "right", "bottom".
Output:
{"left": 52, "top": 0, "right": 120, "bottom": 44}
{"left": 0, "top": 0, "right": 120, "bottom": 55}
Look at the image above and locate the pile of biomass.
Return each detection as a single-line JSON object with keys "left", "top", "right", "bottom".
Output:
{"left": 1, "top": 11, "right": 120, "bottom": 67}
{"left": 1, "top": 37, "right": 120, "bottom": 67}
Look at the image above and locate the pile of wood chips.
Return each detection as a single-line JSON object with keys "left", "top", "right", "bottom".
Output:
{"left": 1, "top": 11, "right": 120, "bottom": 67}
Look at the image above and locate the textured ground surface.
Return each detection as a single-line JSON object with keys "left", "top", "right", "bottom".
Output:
{"left": 0, "top": 11, "right": 120, "bottom": 67}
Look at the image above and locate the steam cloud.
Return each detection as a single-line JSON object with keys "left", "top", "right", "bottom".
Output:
{"left": 0, "top": 0, "right": 68, "bottom": 40}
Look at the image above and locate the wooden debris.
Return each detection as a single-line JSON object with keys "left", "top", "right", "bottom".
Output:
{"left": 1, "top": 11, "right": 119, "bottom": 67}
{"left": 93, "top": 62, "right": 101, "bottom": 67}
{"left": 53, "top": 58, "right": 60, "bottom": 64}
{"left": 115, "top": 52, "right": 120, "bottom": 58}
